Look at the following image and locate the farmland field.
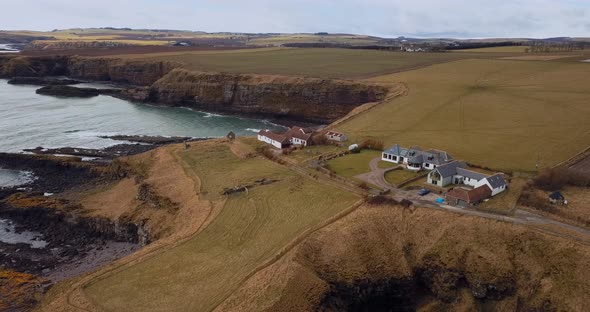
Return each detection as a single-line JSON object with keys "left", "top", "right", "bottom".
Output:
{"left": 335, "top": 58, "right": 590, "bottom": 171}
{"left": 83, "top": 142, "right": 359, "bottom": 312}
{"left": 454, "top": 46, "right": 530, "bottom": 53}
{"left": 131, "top": 48, "right": 491, "bottom": 79}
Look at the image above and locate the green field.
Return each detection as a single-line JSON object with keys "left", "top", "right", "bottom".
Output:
{"left": 336, "top": 58, "right": 590, "bottom": 172}
{"left": 136, "top": 48, "right": 490, "bottom": 79}
{"left": 84, "top": 143, "right": 359, "bottom": 312}
{"left": 326, "top": 150, "right": 395, "bottom": 178}
{"left": 384, "top": 169, "right": 422, "bottom": 185}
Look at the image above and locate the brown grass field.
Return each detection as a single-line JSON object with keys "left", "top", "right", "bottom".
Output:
{"left": 335, "top": 57, "right": 590, "bottom": 172}
{"left": 128, "top": 48, "right": 494, "bottom": 79}
{"left": 454, "top": 46, "right": 530, "bottom": 53}
{"left": 81, "top": 141, "right": 359, "bottom": 312}
{"left": 26, "top": 43, "right": 590, "bottom": 311}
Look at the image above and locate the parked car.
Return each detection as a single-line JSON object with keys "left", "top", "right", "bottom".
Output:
{"left": 418, "top": 188, "right": 430, "bottom": 196}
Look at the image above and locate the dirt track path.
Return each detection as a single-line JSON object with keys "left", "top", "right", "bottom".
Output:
{"left": 46, "top": 151, "right": 590, "bottom": 312}
{"left": 42, "top": 146, "right": 220, "bottom": 312}
{"left": 354, "top": 157, "right": 399, "bottom": 190}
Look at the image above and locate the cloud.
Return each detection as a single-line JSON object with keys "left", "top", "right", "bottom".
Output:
{"left": 2, "top": 0, "right": 589, "bottom": 38}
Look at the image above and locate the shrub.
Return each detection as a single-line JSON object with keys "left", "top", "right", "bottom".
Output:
{"left": 256, "top": 146, "right": 286, "bottom": 165}
{"left": 533, "top": 167, "right": 590, "bottom": 190}
{"left": 311, "top": 134, "right": 328, "bottom": 145}
{"left": 366, "top": 195, "right": 399, "bottom": 206}
{"left": 519, "top": 189, "right": 556, "bottom": 213}
{"left": 400, "top": 199, "right": 413, "bottom": 208}
{"left": 360, "top": 139, "right": 384, "bottom": 151}
{"left": 282, "top": 146, "right": 296, "bottom": 155}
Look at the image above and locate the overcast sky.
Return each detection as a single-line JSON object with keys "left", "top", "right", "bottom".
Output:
{"left": 2, "top": 0, "right": 589, "bottom": 38}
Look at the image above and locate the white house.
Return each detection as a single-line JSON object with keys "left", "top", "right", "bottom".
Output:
{"left": 257, "top": 127, "right": 313, "bottom": 149}
{"left": 427, "top": 161, "right": 508, "bottom": 196}
{"left": 287, "top": 127, "right": 313, "bottom": 146}
{"left": 382, "top": 145, "right": 453, "bottom": 171}
{"left": 475, "top": 174, "right": 508, "bottom": 196}
{"left": 257, "top": 130, "right": 289, "bottom": 149}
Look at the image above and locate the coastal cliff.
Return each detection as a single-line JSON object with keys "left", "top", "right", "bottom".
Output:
{"left": 134, "top": 69, "right": 389, "bottom": 123}
{"left": 0, "top": 55, "right": 178, "bottom": 85}
{"left": 0, "top": 55, "right": 390, "bottom": 123}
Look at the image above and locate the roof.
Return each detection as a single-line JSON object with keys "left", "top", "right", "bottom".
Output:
{"left": 485, "top": 174, "right": 507, "bottom": 189}
{"left": 423, "top": 149, "right": 454, "bottom": 165}
{"left": 468, "top": 185, "right": 493, "bottom": 202}
{"left": 285, "top": 127, "right": 312, "bottom": 142}
{"left": 326, "top": 131, "right": 345, "bottom": 137}
{"left": 290, "top": 126, "right": 313, "bottom": 135}
{"left": 384, "top": 144, "right": 453, "bottom": 165}
{"left": 434, "top": 161, "right": 467, "bottom": 178}
{"left": 456, "top": 168, "right": 488, "bottom": 181}
{"left": 258, "top": 130, "right": 289, "bottom": 144}
{"left": 446, "top": 185, "right": 492, "bottom": 203}
{"left": 408, "top": 153, "right": 424, "bottom": 164}
{"left": 384, "top": 144, "right": 402, "bottom": 156}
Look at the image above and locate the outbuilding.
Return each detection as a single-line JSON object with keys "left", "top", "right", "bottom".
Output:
{"left": 325, "top": 131, "right": 348, "bottom": 142}
{"left": 446, "top": 185, "right": 492, "bottom": 207}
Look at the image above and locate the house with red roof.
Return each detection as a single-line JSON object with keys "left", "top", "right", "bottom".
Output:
{"left": 257, "top": 126, "right": 314, "bottom": 149}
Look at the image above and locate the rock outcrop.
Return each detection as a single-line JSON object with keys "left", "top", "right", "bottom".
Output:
{"left": 137, "top": 69, "right": 389, "bottom": 123}
{"left": 36, "top": 85, "right": 101, "bottom": 97}
{"left": 0, "top": 55, "right": 69, "bottom": 77}
{"left": 0, "top": 55, "right": 178, "bottom": 85}
{"left": 1, "top": 55, "right": 390, "bottom": 123}
{"left": 8, "top": 77, "right": 83, "bottom": 86}
{"left": 66, "top": 56, "right": 178, "bottom": 85}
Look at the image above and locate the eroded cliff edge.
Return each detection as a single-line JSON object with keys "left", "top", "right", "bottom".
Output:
{"left": 217, "top": 206, "right": 590, "bottom": 311}
{"left": 0, "top": 55, "right": 390, "bottom": 123}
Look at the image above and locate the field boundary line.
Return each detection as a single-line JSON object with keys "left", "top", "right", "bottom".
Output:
{"left": 61, "top": 147, "right": 222, "bottom": 312}
{"left": 553, "top": 145, "right": 590, "bottom": 168}
{"left": 211, "top": 198, "right": 365, "bottom": 311}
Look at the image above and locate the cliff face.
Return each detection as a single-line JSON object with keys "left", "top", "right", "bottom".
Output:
{"left": 1, "top": 55, "right": 390, "bottom": 123}
{"left": 0, "top": 55, "right": 69, "bottom": 77}
{"left": 66, "top": 57, "right": 178, "bottom": 85}
{"left": 217, "top": 206, "right": 590, "bottom": 311}
{"left": 139, "top": 69, "right": 389, "bottom": 123}
{"left": 0, "top": 55, "right": 177, "bottom": 85}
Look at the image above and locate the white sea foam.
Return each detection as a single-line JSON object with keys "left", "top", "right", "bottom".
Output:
{"left": 0, "top": 219, "right": 47, "bottom": 249}
{"left": 0, "top": 169, "right": 36, "bottom": 188}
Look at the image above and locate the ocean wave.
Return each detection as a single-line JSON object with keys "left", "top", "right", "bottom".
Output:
{"left": 245, "top": 128, "right": 261, "bottom": 133}
{"left": 203, "top": 112, "right": 225, "bottom": 118}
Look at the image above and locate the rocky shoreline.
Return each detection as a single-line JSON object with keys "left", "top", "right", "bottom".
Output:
{"left": 22, "top": 136, "right": 208, "bottom": 161}
{"left": 35, "top": 85, "right": 121, "bottom": 98}
{"left": 0, "top": 55, "right": 390, "bottom": 124}
{"left": 0, "top": 148, "right": 149, "bottom": 310}
{"left": 7, "top": 76, "right": 84, "bottom": 86}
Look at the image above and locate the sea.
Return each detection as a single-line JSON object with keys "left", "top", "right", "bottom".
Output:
{"left": 0, "top": 79, "right": 285, "bottom": 153}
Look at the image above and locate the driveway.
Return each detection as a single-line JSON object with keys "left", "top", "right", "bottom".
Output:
{"left": 339, "top": 158, "right": 590, "bottom": 245}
